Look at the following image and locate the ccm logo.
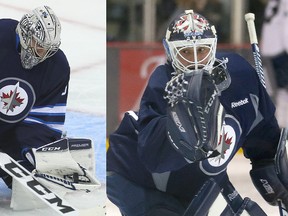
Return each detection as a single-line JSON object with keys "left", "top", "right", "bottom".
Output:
{"left": 4, "top": 160, "right": 75, "bottom": 214}
{"left": 40, "top": 147, "right": 62, "bottom": 151}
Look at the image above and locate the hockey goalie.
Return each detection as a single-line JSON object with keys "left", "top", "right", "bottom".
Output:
{"left": 107, "top": 9, "right": 288, "bottom": 216}
{"left": 0, "top": 5, "right": 101, "bottom": 214}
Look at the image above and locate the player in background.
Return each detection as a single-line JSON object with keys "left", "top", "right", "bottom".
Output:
{"left": 0, "top": 6, "right": 70, "bottom": 188}
{"left": 261, "top": 0, "right": 288, "bottom": 128}
{"left": 107, "top": 10, "right": 288, "bottom": 215}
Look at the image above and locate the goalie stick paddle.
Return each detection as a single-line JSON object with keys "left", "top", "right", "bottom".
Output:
{"left": 245, "top": 13, "right": 288, "bottom": 216}
{"left": 183, "top": 176, "right": 266, "bottom": 216}
{"left": 0, "top": 152, "right": 78, "bottom": 216}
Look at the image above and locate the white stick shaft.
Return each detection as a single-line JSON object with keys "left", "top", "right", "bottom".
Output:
{"left": 245, "top": 13, "right": 258, "bottom": 44}
{"left": 244, "top": 13, "right": 266, "bottom": 88}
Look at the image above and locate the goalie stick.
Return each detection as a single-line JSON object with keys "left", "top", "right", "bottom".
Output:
{"left": 183, "top": 175, "right": 266, "bottom": 216}
{"left": 245, "top": 13, "right": 288, "bottom": 216}
{"left": 0, "top": 152, "right": 78, "bottom": 216}
{"left": 245, "top": 13, "right": 266, "bottom": 89}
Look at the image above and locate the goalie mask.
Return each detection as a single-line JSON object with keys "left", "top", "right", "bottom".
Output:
{"left": 16, "top": 6, "right": 61, "bottom": 69}
{"left": 163, "top": 10, "right": 217, "bottom": 74}
{"left": 165, "top": 69, "right": 227, "bottom": 162}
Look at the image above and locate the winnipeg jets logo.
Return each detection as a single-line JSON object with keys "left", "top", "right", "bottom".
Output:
{"left": 1, "top": 82, "right": 24, "bottom": 113}
{"left": 208, "top": 125, "right": 236, "bottom": 167}
{"left": 199, "top": 115, "right": 241, "bottom": 176}
{"left": 213, "top": 129, "right": 234, "bottom": 162}
{"left": 0, "top": 78, "right": 35, "bottom": 123}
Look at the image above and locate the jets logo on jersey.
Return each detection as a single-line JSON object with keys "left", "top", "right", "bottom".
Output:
{"left": 0, "top": 78, "right": 35, "bottom": 123}
{"left": 199, "top": 115, "right": 241, "bottom": 176}
{"left": 208, "top": 124, "right": 236, "bottom": 166}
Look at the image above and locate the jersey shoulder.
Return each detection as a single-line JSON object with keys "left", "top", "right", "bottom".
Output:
{"left": 148, "top": 63, "right": 173, "bottom": 89}
{"left": 217, "top": 52, "right": 254, "bottom": 74}
{"left": 44, "top": 48, "right": 70, "bottom": 78}
{"left": 0, "top": 19, "right": 18, "bottom": 46}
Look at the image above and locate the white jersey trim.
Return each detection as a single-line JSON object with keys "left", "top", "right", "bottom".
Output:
{"left": 30, "top": 105, "right": 66, "bottom": 114}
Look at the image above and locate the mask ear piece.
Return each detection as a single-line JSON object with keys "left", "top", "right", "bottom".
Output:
{"left": 162, "top": 39, "right": 172, "bottom": 63}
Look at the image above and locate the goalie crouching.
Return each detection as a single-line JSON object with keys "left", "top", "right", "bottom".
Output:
{"left": 107, "top": 9, "right": 286, "bottom": 216}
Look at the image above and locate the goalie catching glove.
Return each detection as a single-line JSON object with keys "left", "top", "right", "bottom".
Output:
{"left": 164, "top": 59, "right": 230, "bottom": 162}
{"left": 250, "top": 128, "right": 288, "bottom": 210}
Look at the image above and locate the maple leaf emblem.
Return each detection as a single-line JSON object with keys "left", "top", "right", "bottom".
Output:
{"left": 1, "top": 83, "right": 24, "bottom": 113}
{"left": 211, "top": 131, "right": 233, "bottom": 164}
{"left": 218, "top": 132, "right": 233, "bottom": 154}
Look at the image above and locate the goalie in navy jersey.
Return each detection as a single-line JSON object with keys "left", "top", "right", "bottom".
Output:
{"left": 0, "top": 6, "right": 70, "bottom": 187}
{"left": 107, "top": 9, "right": 288, "bottom": 215}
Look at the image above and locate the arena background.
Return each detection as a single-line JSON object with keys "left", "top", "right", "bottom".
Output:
{"left": 107, "top": 0, "right": 280, "bottom": 215}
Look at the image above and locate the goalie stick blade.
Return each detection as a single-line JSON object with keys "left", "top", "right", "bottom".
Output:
{"left": 0, "top": 152, "right": 79, "bottom": 216}
{"left": 278, "top": 200, "right": 288, "bottom": 216}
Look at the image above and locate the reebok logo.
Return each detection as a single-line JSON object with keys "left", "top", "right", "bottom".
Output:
{"left": 231, "top": 98, "right": 249, "bottom": 108}
{"left": 227, "top": 189, "right": 239, "bottom": 201}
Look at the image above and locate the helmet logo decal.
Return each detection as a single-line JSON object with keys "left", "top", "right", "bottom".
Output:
{"left": 41, "top": 11, "right": 48, "bottom": 18}
{"left": 173, "top": 14, "right": 210, "bottom": 38}
{"left": 0, "top": 78, "right": 35, "bottom": 123}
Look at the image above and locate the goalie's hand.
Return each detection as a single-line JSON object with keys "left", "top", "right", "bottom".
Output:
{"left": 250, "top": 159, "right": 288, "bottom": 207}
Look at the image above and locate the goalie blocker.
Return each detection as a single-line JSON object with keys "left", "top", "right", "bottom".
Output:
{"left": 250, "top": 128, "right": 288, "bottom": 213}
{"left": 24, "top": 137, "right": 101, "bottom": 193}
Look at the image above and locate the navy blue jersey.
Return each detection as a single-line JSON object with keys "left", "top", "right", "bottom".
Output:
{"left": 0, "top": 19, "right": 70, "bottom": 159}
{"left": 107, "top": 52, "right": 280, "bottom": 202}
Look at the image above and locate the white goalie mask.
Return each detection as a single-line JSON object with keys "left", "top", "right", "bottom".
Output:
{"left": 16, "top": 6, "right": 61, "bottom": 69}
{"left": 163, "top": 10, "right": 217, "bottom": 74}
